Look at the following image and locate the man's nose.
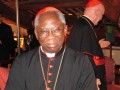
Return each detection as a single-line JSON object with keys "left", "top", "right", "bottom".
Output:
{"left": 47, "top": 29, "right": 55, "bottom": 37}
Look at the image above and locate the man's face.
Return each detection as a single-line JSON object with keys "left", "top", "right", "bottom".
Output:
{"left": 35, "top": 12, "right": 67, "bottom": 53}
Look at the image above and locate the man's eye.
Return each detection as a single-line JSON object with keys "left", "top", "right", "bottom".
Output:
{"left": 41, "top": 30, "right": 46, "bottom": 33}
{"left": 40, "top": 30, "right": 48, "bottom": 34}
{"left": 54, "top": 29, "right": 62, "bottom": 33}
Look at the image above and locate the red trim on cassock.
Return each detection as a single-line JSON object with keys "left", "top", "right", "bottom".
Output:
{"left": 82, "top": 52, "right": 105, "bottom": 66}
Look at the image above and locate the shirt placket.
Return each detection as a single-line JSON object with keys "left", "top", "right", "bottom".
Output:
{"left": 46, "top": 57, "right": 55, "bottom": 90}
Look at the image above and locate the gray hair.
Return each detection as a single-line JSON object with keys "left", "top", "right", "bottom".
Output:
{"left": 34, "top": 11, "right": 66, "bottom": 28}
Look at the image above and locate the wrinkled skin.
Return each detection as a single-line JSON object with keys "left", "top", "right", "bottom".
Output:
{"left": 35, "top": 12, "right": 67, "bottom": 53}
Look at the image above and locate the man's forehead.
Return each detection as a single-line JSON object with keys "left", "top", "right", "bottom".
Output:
{"left": 37, "top": 16, "right": 64, "bottom": 30}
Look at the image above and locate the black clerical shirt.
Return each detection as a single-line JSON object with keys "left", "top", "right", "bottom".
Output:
{"left": 5, "top": 46, "right": 97, "bottom": 90}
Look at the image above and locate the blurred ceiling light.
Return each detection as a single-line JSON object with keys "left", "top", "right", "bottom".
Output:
{"left": 68, "top": 13, "right": 73, "bottom": 15}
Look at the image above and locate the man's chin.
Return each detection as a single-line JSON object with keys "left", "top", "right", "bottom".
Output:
{"left": 46, "top": 50, "right": 57, "bottom": 53}
{"left": 46, "top": 47, "right": 61, "bottom": 53}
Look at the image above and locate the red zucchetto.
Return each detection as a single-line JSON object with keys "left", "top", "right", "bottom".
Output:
{"left": 85, "top": 0, "right": 102, "bottom": 8}
{"left": 35, "top": 7, "right": 62, "bottom": 17}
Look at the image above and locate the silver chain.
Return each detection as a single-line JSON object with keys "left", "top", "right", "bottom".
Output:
{"left": 39, "top": 47, "right": 66, "bottom": 90}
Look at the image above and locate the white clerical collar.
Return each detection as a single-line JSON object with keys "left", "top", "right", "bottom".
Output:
{"left": 40, "top": 46, "right": 55, "bottom": 58}
{"left": 83, "top": 15, "right": 93, "bottom": 22}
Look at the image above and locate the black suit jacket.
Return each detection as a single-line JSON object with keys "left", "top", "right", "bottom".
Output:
{"left": 0, "top": 22, "right": 15, "bottom": 61}
{"left": 68, "top": 16, "right": 104, "bottom": 58}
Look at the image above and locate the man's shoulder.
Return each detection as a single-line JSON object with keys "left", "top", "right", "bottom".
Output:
{"left": 15, "top": 48, "right": 39, "bottom": 63}
{"left": 73, "top": 16, "right": 90, "bottom": 28}
{"left": 66, "top": 46, "right": 86, "bottom": 58}
{"left": 66, "top": 46, "right": 90, "bottom": 64}
{"left": 1, "top": 22, "right": 11, "bottom": 28}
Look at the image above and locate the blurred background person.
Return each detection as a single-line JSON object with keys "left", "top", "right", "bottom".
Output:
{"left": 68, "top": 0, "right": 110, "bottom": 90}
{"left": 27, "top": 18, "right": 39, "bottom": 51}
{"left": 0, "top": 12, "right": 16, "bottom": 68}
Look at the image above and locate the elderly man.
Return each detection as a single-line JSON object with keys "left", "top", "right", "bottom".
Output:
{"left": 5, "top": 7, "right": 97, "bottom": 90}
{"left": 68, "top": 0, "right": 110, "bottom": 90}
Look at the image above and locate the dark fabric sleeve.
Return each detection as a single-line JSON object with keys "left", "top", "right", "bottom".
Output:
{"left": 5, "top": 56, "right": 25, "bottom": 90}
{"left": 78, "top": 55, "right": 97, "bottom": 90}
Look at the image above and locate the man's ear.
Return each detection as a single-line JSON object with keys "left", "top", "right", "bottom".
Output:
{"left": 64, "top": 25, "right": 67, "bottom": 36}
{"left": 34, "top": 29, "right": 38, "bottom": 40}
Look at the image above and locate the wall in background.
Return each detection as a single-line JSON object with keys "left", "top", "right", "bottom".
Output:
{"left": 2, "top": 17, "right": 28, "bottom": 37}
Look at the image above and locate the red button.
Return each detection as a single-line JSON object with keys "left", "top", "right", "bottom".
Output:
{"left": 48, "top": 80, "right": 52, "bottom": 83}
{"left": 49, "top": 65, "right": 53, "bottom": 68}
{"left": 48, "top": 73, "right": 52, "bottom": 76}
{"left": 50, "top": 58, "right": 55, "bottom": 61}
{"left": 46, "top": 87, "right": 51, "bottom": 90}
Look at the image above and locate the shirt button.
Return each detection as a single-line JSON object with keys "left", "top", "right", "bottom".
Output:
{"left": 49, "top": 65, "right": 53, "bottom": 68}
{"left": 50, "top": 58, "right": 54, "bottom": 61}
{"left": 48, "top": 80, "right": 52, "bottom": 83}
{"left": 46, "top": 87, "right": 51, "bottom": 90}
{"left": 48, "top": 73, "right": 52, "bottom": 76}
